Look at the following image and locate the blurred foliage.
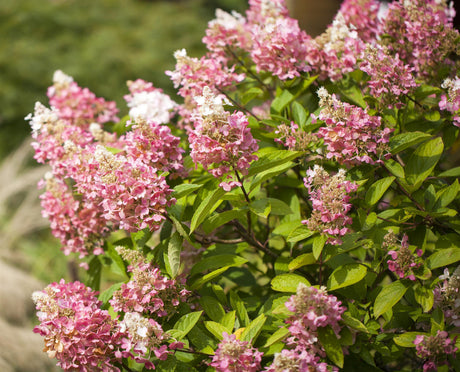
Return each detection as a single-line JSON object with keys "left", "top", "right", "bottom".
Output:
{"left": 0, "top": 0, "right": 247, "bottom": 159}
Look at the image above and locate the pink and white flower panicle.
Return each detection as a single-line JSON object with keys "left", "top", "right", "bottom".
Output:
{"left": 302, "top": 165, "right": 358, "bottom": 245}
{"left": 209, "top": 332, "right": 263, "bottom": 372}
{"left": 414, "top": 330, "right": 458, "bottom": 372}
{"left": 433, "top": 266, "right": 460, "bottom": 328}
{"left": 188, "top": 87, "right": 258, "bottom": 191}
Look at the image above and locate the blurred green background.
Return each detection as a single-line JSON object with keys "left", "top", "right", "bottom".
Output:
{"left": 0, "top": 0, "right": 248, "bottom": 159}
{"left": 0, "top": 0, "right": 247, "bottom": 283}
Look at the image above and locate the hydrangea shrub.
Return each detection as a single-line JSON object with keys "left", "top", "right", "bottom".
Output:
{"left": 28, "top": 0, "right": 460, "bottom": 371}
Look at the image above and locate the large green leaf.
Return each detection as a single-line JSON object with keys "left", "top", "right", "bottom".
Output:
{"left": 318, "top": 326, "right": 344, "bottom": 368}
{"left": 250, "top": 198, "right": 293, "bottom": 217}
{"left": 240, "top": 314, "right": 266, "bottom": 343}
{"left": 288, "top": 253, "right": 316, "bottom": 270}
{"left": 393, "top": 332, "right": 425, "bottom": 348}
{"left": 365, "top": 177, "right": 395, "bottom": 206}
{"left": 434, "top": 179, "right": 459, "bottom": 210}
{"left": 173, "top": 311, "right": 203, "bottom": 339}
{"left": 405, "top": 137, "right": 444, "bottom": 189}
{"left": 374, "top": 281, "right": 409, "bottom": 318}
{"left": 204, "top": 321, "right": 229, "bottom": 341}
{"left": 202, "top": 209, "right": 246, "bottom": 234}
{"left": 248, "top": 150, "right": 303, "bottom": 176}
{"left": 190, "top": 255, "right": 248, "bottom": 277}
{"left": 271, "top": 273, "right": 310, "bottom": 292}
{"left": 172, "top": 183, "right": 203, "bottom": 199}
{"left": 166, "top": 232, "right": 182, "bottom": 278}
{"left": 190, "top": 187, "right": 226, "bottom": 233}
{"left": 199, "top": 296, "right": 225, "bottom": 323}
{"left": 263, "top": 327, "right": 290, "bottom": 347}
{"left": 389, "top": 132, "right": 431, "bottom": 154}
{"left": 229, "top": 291, "right": 250, "bottom": 327}
{"left": 327, "top": 264, "right": 367, "bottom": 291}
{"left": 427, "top": 248, "right": 460, "bottom": 269}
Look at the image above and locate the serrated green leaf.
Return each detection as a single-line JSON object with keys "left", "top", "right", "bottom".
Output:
{"left": 374, "top": 281, "right": 409, "bottom": 318}
{"left": 292, "top": 101, "right": 308, "bottom": 126}
{"left": 249, "top": 199, "right": 271, "bottom": 218}
{"left": 174, "top": 311, "right": 203, "bottom": 339}
{"left": 313, "top": 234, "right": 328, "bottom": 260}
{"left": 204, "top": 321, "right": 229, "bottom": 341}
{"left": 190, "top": 255, "right": 248, "bottom": 277}
{"left": 389, "top": 132, "right": 431, "bottom": 154}
{"left": 365, "top": 177, "right": 395, "bottom": 206}
{"left": 438, "top": 166, "right": 460, "bottom": 177}
{"left": 248, "top": 150, "right": 303, "bottom": 176}
{"left": 189, "top": 266, "right": 231, "bottom": 290}
{"left": 405, "top": 137, "right": 444, "bottom": 189}
{"left": 199, "top": 296, "right": 225, "bottom": 323}
{"left": 287, "top": 225, "right": 315, "bottom": 243}
{"left": 414, "top": 285, "right": 434, "bottom": 312}
{"left": 241, "top": 87, "right": 264, "bottom": 105}
{"left": 341, "top": 312, "right": 368, "bottom": 333}
{"left": 271, "top": 89, "right": 294, "bottom": 114}
{"left": 230, "top": 291, "right": 250, "bottom": 327}
{"left": 384, "top": 159, "right": 405, "bottom": 178}
{"left": 318, "top": 326, "right": 344, "bottom": 368}
{"left": 173, "top": 183, "right": 203, "bottom": 199}
{"left": 288, "top": 253, "right": 316, "bottom": 270}
{"left": 434, "top": 179, "right": 459, "bottom": 210}
{"left": 240, "top": 314, "right": 266, "bottom": 343}
{"left": 427, "top": 248, "right": 460, "bottom": 269}
{"left": 221, "top": 311, "right": 236, "bottom": 333}
{"left": 249, "top": 161, "right": 296, "bottom": 194}
{"left": 167, "top": 232, "right": 182, "bottom": 278}
{"left": 327, "top": 264, "right": 367, "bottom": 291}
{"left": 190, "top": 187, "right": 226, "bottom": 233}
{"left": 263, "top": 327, "right": 290, "bottom": 347}
{"left": 271, "top": 273, "right": 310, "bottom": 292}
{"left": 98, "top": 282, "right": 123, "bottom": 307}
{"left": 203, "top": 209, "right": 246, "bottom": 234}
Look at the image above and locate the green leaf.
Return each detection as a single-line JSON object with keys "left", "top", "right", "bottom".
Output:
{"left": 87, "top": 256, "right": 102, "bottom": 292}
{"left": 189, "top": 266, "right": 231, "bottom": 290}
{"left": 220, "top": 311, "right": 236, "bottom": 333}
{"left": 327, "top": 264, "right": 367, "bottom": 291}
{"left": 240, "top": 314, "right": 266, "bottom": 343}
{"left": 263, "top": 327, "right": 290, "bottom": 347}
{"left": 250, "top": 198, "right": 293, "bottom": 217}
{"left": 374, "top": 281, "right": 409, "bottom": 318}
{"left": 427, "top": 248, "right": 460, "bottom": 269}
{"left": 174, "top": 311, "right": 203, "bottom": 339}
{"left": 190, "top": 255, "right": 248, "bottom": 277}
{"left": 241, "top": 87, "right": 264, "bottom": 105}
{"left": 230, "top": 291, "right": 250, "bottom": 327}
{"left": 98, "top": 282, "right": 123, "bottom": 307}
{"left": 271, "top": 89, "right": 294, "bottom": 114}
{"left": 249, "top": 161, "right": 296, "bottom": 194}
{"left": 318, "top": 326, "right": 344, "bottom": 368}
{"left": 438, "top": 166, "right": 460, "bottom": 178}
{"left": 341, "top": 312, "right": 368, "bottom": 333}
{"left": 384, "top": 159, "right": 405, "bottom": 178}
{"left": 292, "top": 101, "right": 308, "bottom": 126}
{"left": 365, "top": 177, "right": 395, "bottom": 206}
{"left": 389, "top": 132, "right": 431, "bottom": 154}
{"left": 166, "top": 232, "right": 182, "bottom": 278}
{"left": 190, "top": 187, "right": 226, "bottom": 233}
{"left": 287, "top": 225, "right": 315, "bottom": 243}
{"left": 393, "top": 332, "right": 424, "bottom": 348}
{"left": 199, "top": 296, "right": 226, "bottom": 323}
{"left": 248, "top": 150, "right": 303, "bottom": 176}
{"left": 172, "top": 183, "right": 203, "bottom": 199}
{"left": 288, "top": 253, "right": 316, "bottom": 270}
{"left": 414, "top": 285, "right": 434, "bottom": 312}
{"left": 203, "top": 209, "right": 246, "bottom": 234}
{"left": 204, "top": 321, "right": 229, "bottom": 341}
{"left": 313, "top": 234, "right": 328, "bottom": 260}
{"left": 131, "top": 228, "right": 152, "bottom": 248}
{"left": 271, "top": 273, "right": 310, "bottom": 292}
{"left": 405, "top": 137, "right": 444, "bottom": 189}
{"left": 434, "top": 179, "right": 459, "bottom": 210}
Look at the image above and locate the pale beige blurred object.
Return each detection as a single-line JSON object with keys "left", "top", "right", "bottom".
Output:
{"left": 286, "top": 0, "right": 341, "bottom": 36}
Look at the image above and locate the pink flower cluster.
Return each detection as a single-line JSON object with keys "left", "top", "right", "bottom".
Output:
{"left": 339, "top": 0, "right": 380, "bottom": 43}
{"left": 27, "top": 73, "right": 182, "bottom": 258}
{"left": 266, "top": 283, "right": 345, "bottom": 371}
{"left": 124, "top": 79, "right": 177, "bottom": 124}
{"left": 48, "top": 70, "right": 119, "bottom": 127}
{"left": 110, "top": 247, "right": 190, "bottom": 317}
{"left": 305, "top": 12, "right": 366, "bottom": 82}
{"left": 414, "top": 331, "right": 458, "bottom": 372}
{"left": 209, "top": 332, "right": 263, "bottom": 372}
{"left": 203, "top": 0, "right": 309, "bottom": 80}
{"left": 302, "top": 165, "right": 358, "bottom": 245}
{"left": 360, "top": 46, "right": 418, "bottom": 108}
{"left": 315, "top": 88, "right": 392, "bottom": 165}
{"left": 439, "top": 77, "right": 460, "bottom": 127}
{"left": 433, "top": 266, "right": 460, "bottom": 328}
{"left": 275, "top": 122, "right": 317, "bottom": 151}
{"left": 384, "top": 232, "right": 423, "bottom": 281}
{"left": 188, "top": 87, "right": 258, "bottom": 190}
{"left": 32, "top": 280, "right": 124, "bottom": 371}
{"left": 380, "top": 0, "right": 458, "bottom": 82}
